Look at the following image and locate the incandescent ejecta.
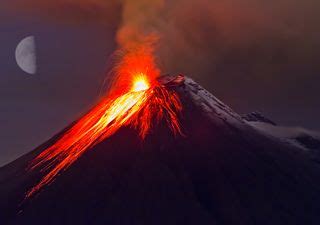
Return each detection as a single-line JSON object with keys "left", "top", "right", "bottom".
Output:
{"left": 27, "top": 73, "right": 184, "bottom": 198}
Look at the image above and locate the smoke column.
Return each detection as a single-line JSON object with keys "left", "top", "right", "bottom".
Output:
{"left": 110, "top": 0, "right": 165, "bottom": 93}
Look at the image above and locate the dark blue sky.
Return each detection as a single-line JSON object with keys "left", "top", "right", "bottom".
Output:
{"left": 0, "top": 10, "right": 117, "bottom": 165}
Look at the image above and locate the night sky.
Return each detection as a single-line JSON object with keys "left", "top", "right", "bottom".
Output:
{"left": 1, "top": 0, "right": 320, "bottom": 166}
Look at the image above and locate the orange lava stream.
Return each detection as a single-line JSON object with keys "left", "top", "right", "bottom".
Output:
{"left": 27, "top": 74, "right": 182, "bottom": 198}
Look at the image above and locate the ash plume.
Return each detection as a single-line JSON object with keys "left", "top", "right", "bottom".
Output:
{"left": 8, "top": 0, "right": 320, "bottom": 83}
{"left": 6, "top": 0, "right": 320, "bottom": 127}
{"left": 110, "top": 0, "right": 164, "bottom": 93}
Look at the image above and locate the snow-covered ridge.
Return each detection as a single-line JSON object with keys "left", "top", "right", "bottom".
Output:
{"left": 182, "top": 76, "right": 320, "bottom": 151}
{"left": 242, "top": 111, "right": 276, "bottom": 125}
{"left": 245, "top": 119, "right": 320, "bottom": 151}
{"left": 182, "top": 77, "right": 247, "bottom": 129}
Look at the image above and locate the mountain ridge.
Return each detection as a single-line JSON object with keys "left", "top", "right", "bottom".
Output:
{"left": 1, "top": 76, "right": 320, "bottom": 225}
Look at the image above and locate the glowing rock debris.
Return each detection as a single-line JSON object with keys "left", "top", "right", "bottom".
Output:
{"left": 27, "top": 73, "right": 183, "bottom": 198}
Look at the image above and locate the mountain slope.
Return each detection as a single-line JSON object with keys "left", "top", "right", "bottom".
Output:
{"left": 1, "top": 76, "right": 320, "bottom": 225}
{"left": 242, "top": 112, "right": 320, "bottom": 151}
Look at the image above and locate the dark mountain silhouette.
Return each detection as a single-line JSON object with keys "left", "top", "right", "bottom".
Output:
{"left": 1, "top": 76, "right": 320, "bottom": 225}
{"left": 242, "top": 111, "right": 277, "bottom": 125}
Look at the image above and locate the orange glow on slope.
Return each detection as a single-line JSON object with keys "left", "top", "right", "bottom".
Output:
{"left": 26, "top": 73, "right": 182, "bottom": 198}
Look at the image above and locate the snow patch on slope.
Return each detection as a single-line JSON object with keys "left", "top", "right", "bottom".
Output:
{"left": 183, "top": 77, "right": 247, "bottom": 130}
{"left": 247, "top": 121, "right": 320, "bottom": 150}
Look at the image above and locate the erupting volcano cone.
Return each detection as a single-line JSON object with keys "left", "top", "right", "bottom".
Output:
{"left": 1, "top": 75, "right": 320, "bottom": 225}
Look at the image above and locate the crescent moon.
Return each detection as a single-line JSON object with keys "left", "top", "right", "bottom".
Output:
{"left": 15, "top": 36, "right": 37, "bottom": 75}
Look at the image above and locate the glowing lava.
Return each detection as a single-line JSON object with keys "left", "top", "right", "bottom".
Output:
{"left": 26, "top": 72, "right": 183, "bottom": 198}
{"left": 132, "top": 73, "right": 150, "bottom": 91}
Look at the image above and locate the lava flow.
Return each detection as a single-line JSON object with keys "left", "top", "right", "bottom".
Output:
{"left": 26, "top": 72, "right": 183, "bottom": 198}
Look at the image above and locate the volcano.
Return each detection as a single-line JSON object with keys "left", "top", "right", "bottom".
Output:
{"left": 1, "top": 75, "right": 320, "bottom": 225}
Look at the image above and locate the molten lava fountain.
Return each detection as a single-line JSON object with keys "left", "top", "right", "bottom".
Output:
{"left": 26, "top": 59, "right": 183, "bottom": 198}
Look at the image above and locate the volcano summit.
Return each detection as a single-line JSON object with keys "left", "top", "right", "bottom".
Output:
{"left": 0, "top": 75, "right": 320, "bottom": 225}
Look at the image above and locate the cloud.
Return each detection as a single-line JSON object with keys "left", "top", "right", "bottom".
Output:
{"left": 156, "top": 0, "right": 320, "bottom": 81}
